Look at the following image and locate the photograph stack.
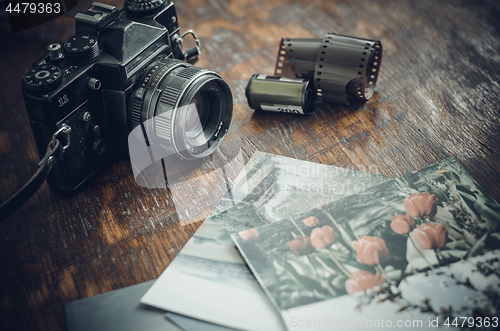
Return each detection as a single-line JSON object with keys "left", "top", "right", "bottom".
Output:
{"left": 139, "top": 152, "right": 500, "bottom": 331}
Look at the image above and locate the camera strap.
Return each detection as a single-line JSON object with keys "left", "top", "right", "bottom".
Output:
{"left": 0, "top": 126, "right": 70, "bottom": 221}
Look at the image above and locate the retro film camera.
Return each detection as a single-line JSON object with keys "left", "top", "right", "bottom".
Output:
{"left": 21, "top": 0, "right": 233, "bottom": 196}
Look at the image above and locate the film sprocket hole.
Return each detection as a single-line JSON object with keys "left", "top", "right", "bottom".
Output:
{"left": 21, "top": 0, "right": 233, "bottom": 196}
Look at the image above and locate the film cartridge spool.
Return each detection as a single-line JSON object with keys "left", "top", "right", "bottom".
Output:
{"left": 274, "top": 33, "right": 382, "bottom": 105}
{"left": 245, "top": 74, "right": 315, "bottom": 115}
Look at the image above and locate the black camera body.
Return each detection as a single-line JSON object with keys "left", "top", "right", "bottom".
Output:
{"left": 22, "top": 1, "right": 233, "bottom": 196}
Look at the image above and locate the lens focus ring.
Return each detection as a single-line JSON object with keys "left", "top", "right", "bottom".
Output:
{"left": 155, "top": 66, "right": 205, "bottom": 144}
{"left": 130, "top": 59, "right": 184, "bottom": 130}
{"left": 156, "top": 67, "right": 203, "bottom": 112}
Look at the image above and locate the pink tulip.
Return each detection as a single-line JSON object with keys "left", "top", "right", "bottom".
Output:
{"left": 310, "top": 226, "right": 336, "bottom": 248}
{"left": 345, "top": 270, "right": 384, "bottom": 295}
{"left": 352, "top": 236, "right": 389, "bottom": 265}
{"left": 238, "top": 228, "right": 259, "bottom": 241}
{"left": 288, "top": 235, "right": 315, "bottom": 256}
{"left": 391, "top": 214, "right": 415, "bottom": 234}
{"left": 403, "top": 192, "right": 439, "bottom": 218}
{"left": 412, "top": 223, "right": 448, "bottom": 249}
{"left": 303, "top": 216, "right": 319, "bottom": 227}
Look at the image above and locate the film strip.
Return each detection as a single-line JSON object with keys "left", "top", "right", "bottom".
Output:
{"left": 314, "top": 34, "right": 382, "bottom": 104}
{"left": 273, "top": 34, "right": 382, "bottom": 106}
{"left": 274, "top": 38, "right": 322, "bottom": 79}
{"left": 274, "top": 39, "right": 296, "bottom": 78}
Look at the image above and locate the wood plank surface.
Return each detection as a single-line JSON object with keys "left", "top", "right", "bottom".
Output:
{"left": 1, "top": 0, "right": 499, "bottom": 330}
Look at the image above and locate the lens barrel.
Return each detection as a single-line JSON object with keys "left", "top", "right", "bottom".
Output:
{"left": 130, "top": 58, "right": 232, "bottom": 159}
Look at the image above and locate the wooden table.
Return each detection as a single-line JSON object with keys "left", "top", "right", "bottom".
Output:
{"left": 1, "top": 0, "right": 499, "bottom": 330}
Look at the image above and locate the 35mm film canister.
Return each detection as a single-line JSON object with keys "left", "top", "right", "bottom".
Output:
{"left": 245, "top": 74, "right": 315, "bottom": 115}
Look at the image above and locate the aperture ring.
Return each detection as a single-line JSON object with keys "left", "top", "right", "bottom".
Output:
{"left": 130, "top": 59, "right": 184, "bottom": 130}
{"left": 154, "top": 85, "right": 181, "bottom": 142}
{"left": 157, "top": 67, "right": 216, "bottom": 158}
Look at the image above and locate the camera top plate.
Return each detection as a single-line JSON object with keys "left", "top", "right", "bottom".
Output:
{"left": 124, "top": 0, "right": 169, "bottom": 16}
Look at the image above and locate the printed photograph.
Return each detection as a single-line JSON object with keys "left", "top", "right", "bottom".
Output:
{"left": 141, "top": 152, "right": 389, "bottom": 329}
{"left": 166, "top": 151, "right": 388, "bottom": 288}
{"left": 233, "top": 158, "right": 500, "bottom": 314}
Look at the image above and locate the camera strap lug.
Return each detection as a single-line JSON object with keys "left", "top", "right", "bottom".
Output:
{"left": 50, "top": 125, "right": 71, "bottom": 151}
{"left": 173, "top": 30, "right": 201, "bottom": 61}
{"left": 0, "top": 125, "right": 71, "bottom": 221}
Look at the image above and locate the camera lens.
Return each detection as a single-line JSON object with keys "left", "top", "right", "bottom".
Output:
{"left": 130, "top": 59, "right": 232, "bottom": 160}
{"left": 185, "top": 90, "right": 212, "bottom": 146}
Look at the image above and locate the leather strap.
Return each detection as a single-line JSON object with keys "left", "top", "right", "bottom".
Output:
{"left": 0, "top": 139, "right": 65, "bottom": 221}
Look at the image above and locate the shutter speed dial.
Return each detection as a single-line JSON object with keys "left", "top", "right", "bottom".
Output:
{"left": 124, "top": 0, "right": 167, "bottom": 15}
{"left": 22, "top": 64, "right": 62, "bottom": 91}
{"left": 63, "top": 34, "right": 100, "bottom": 64}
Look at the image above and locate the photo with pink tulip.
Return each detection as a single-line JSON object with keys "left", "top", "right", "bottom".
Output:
{"left": 232, "top": 158, "right": 500, "bottom": 312}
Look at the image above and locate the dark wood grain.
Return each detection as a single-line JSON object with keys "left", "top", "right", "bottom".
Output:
{"left": 1, "top": 0, "right": 500, "bottom": 330}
